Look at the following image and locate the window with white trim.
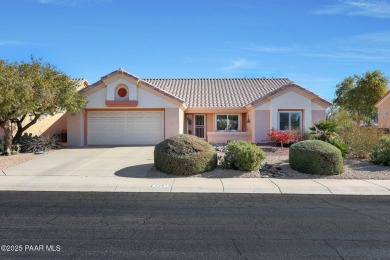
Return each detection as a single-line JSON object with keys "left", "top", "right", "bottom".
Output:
{"left": 279, "top": 111, "right": 302, "bottom": 130}
{"left": 216, "top": 114, "right": 239, "bottom": 131}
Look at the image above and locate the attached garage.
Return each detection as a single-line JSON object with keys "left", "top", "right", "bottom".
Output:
{"left": 87, "top": 111, "right": 164, "bottom": 145}
{"left": 66, "top": 70, "right": 186, "bottom": 147}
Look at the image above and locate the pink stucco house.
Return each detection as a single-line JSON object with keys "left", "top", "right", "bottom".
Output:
{"left": 67, "top": 69, "right": 331, "bottom": 146}
{"left": 375, "top": 90, "right": 390, "bottom": 131}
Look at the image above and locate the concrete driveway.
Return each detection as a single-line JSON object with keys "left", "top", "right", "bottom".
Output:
{"left": 3, "top": 146, "right": 155, "bottom": 178}
{"left": 1, "top": 146, "right": 390, "bottom": 195}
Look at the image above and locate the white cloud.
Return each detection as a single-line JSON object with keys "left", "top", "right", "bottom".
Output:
{"left": 0, "top": 40, "right": 23, "bottom": 46}
{"left": 34, "top": 0, "right": 112, "bottom": 7}
{"left": 242, "top": 44, "right": 295, "bottom": 53}
{"left": 221, "top": 59, "right": 256, "bottom": 71}
{"left": 311, "top": 0, "right": 390, "bottom": 18}
{"left": 350, "top": 31, "right": 390, "bottom": 44}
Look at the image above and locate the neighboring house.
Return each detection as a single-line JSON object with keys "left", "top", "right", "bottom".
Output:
{"left": 67, "top": 69, "right": 331, "bottom": 146}
{"left": 375, "top": 90, "right": 390, "bottom": 130}
{"left": 0, "top": 79, "right": 88, "bottom": 140}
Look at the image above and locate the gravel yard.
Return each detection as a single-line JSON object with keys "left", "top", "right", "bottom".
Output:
{"left": 149, "top": 143, "right": 390, "bottom": 179}
{"left": 0, "top": 153, "right": 37, "bottom": 170}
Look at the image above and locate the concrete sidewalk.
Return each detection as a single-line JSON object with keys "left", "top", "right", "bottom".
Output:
{"left": 1, "top": 175, "right": 389, "bottom": 195}
{"left": 1, "top": 148, "right": 389, "bottom": 195}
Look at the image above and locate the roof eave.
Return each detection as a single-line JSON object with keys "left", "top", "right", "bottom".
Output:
{"left": 375, "top": 90, "right": 390, "bottom": 108}
{"left": 250, "top": 83, "right": 332, "bottom": 109}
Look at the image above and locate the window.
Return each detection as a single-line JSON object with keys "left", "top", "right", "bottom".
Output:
{"left": 216, "top": 114, "right": 239, "bottom": 131}
{"left": 279, "top": 111, "right": 302, "bottom": 130}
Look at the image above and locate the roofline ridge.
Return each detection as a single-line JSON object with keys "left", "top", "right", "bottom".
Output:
{"left": 143, "top": 77, "right": 292, "bottom": 80}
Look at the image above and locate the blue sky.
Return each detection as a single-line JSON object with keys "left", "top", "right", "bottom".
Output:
{"left": 1, "top": 0, "right": 390, "bottom": 101}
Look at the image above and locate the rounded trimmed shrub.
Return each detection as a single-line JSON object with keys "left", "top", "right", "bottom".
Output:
{"left": 289, "top": 140, "right": 343, "bottom": 175}
{"left": 222, "top": 141, "right": 266, "bottom": 171}
{"left": 370, "top": 136, "right": 390, "bottom": 166}
{"left": 154, "top": 134, "right": 217, "bottom": 175}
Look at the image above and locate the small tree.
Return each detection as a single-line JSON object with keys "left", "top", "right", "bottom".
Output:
{"left": 0, "top": 57, "right": 86, "bottom": 152}
{"left": 0, "top": 60, "right": 32, "bottom": 152}
{"left": 333, "top": 70, "right": 388, "bottom": 124}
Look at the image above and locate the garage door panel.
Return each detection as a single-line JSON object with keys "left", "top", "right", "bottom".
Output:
{"left": 87, "top": 111, "right": 164, "bottom": 145}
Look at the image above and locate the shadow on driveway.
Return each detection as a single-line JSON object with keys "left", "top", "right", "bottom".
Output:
{"left": 114, "top": 163, "right": 154, "bottom": 178}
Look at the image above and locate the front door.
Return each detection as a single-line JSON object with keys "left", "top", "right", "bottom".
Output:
{"left": 194, "top": 114, "right": 206, "bottom": 139}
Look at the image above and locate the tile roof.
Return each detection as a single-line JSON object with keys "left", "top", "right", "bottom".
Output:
{"left": 144, "top": 78, "right": 292, "bottom": 108}
{"left": 71, "top": 78, "right": 89, "bottom": 91}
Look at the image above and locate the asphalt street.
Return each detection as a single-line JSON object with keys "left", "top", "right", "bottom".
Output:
{"left": 0, "top": 192, "right": 389, "bottom": 259}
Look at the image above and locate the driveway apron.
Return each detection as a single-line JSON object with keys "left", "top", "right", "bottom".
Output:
{"left": 3, "top": 146, "right": 155, "bottom": 178}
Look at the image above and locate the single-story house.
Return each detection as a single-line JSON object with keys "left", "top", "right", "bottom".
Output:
{"left": 375, "top": 90, "right": 390, "bottom": 130}
{"left": 67, "top": 69, "right": 331, "bottom": 146}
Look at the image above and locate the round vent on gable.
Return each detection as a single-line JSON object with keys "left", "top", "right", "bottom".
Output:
{"left": 114, "top": 84, "right": 129, "bottom": 100}
{"left": 118, "top": 87, "right": 128, "bottom": 97}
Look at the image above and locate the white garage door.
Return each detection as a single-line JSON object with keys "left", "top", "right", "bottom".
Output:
{"left": 87, "top": 111, "right": 164, "bottom": 145}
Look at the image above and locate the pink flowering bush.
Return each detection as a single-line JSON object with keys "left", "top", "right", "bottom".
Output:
{"left": 268, "top": 128, "right": 305, "bottom": 147}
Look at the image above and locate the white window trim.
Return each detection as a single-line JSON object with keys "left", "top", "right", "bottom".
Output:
{"left": 278, "top": 111, "right": 302, "bottom": 130}
{"left": 215, "top": 114, "right": 240, "bottom": 132}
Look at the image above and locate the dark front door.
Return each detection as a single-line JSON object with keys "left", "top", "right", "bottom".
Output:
{"left": 194, "top": 114, "right": 205, "bottom": 139}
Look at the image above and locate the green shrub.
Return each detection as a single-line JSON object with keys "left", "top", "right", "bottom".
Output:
{"left": 154, "top": 134, "right": 217, "bottom": 175}
{"left": 309, "top": 120, "right": 337, "bottom": 133}
{"left": 289, "top": 140, "right": 343, "bottom": 175}
{"left": 0, "top": 139, "right": 5, "bottom": 155}
{"left": 370, "top": 136, "right": 390, "bottom": 166}
{"left": 18, "top": 133, "right": 60, "bottom": 153}
{"left": 339, "top": 126, "right": 386, "bottom": 158}
{"left": 327, "top": 138, "right": 349, "bottom": 158}
{"left": 0, "top": 139, "right": 10, "bottom": 156}
{"left": 310, "top": 130, "right": 350, "bottom": 158}
{"left": 222, "top": 141, "right": 266, "bottom": 171}
{"left": 0, "top": 138, "right": 17, "bottom": 156}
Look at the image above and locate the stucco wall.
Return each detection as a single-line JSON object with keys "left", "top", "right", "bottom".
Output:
{"left": 246, "top": 110, "right": 254, "bottom": 142}
{"left": 207, "top": 132, "right": 251, "bottom": 143}
{"left": 165, "top": 108, "right": 182, "bottom": 139}
{"left": 206, "top": 114, "right": 214, "bottom": 133}
{"left": 106, "top": 79, "right": 137, "bottom": 101}
{"left": 312, "top": 110, "right": 326, "bottom": 125}
{"left": 25, "top": 113, "right": 67, "bottom": 137}
{"left": 67, "top": 112, "right": 84, "bottom": 147}
{"left": 378, "top": 98, "right": 390, "bottom": 129}
{"left": 252, "top": 90, "right": 328, "bottom": 142}
{"left": 269, "top": 91, "right": 313, "bottom": 130}
{"left": 254, "top": 110, "right": 270, "bottom": 143}
{"left": 179, "top": 108, "right": 184, "bottom": 134}
{"left": 86, "top": 88, "right": 106, "bottom": 108}
{"left": 1, "top": 114, "right": 67, "bottom": 140}
{"left": 86, "top": 81, "right": 179, "bottom": 109}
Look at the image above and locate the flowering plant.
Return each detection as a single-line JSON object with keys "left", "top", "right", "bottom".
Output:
{"left": 268, "top": 128, "right": 304, "bottom": 147}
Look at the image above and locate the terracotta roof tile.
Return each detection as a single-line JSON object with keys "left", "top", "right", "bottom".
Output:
{"left": 144, "top": 78, "right": 292, "bottom": 108}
